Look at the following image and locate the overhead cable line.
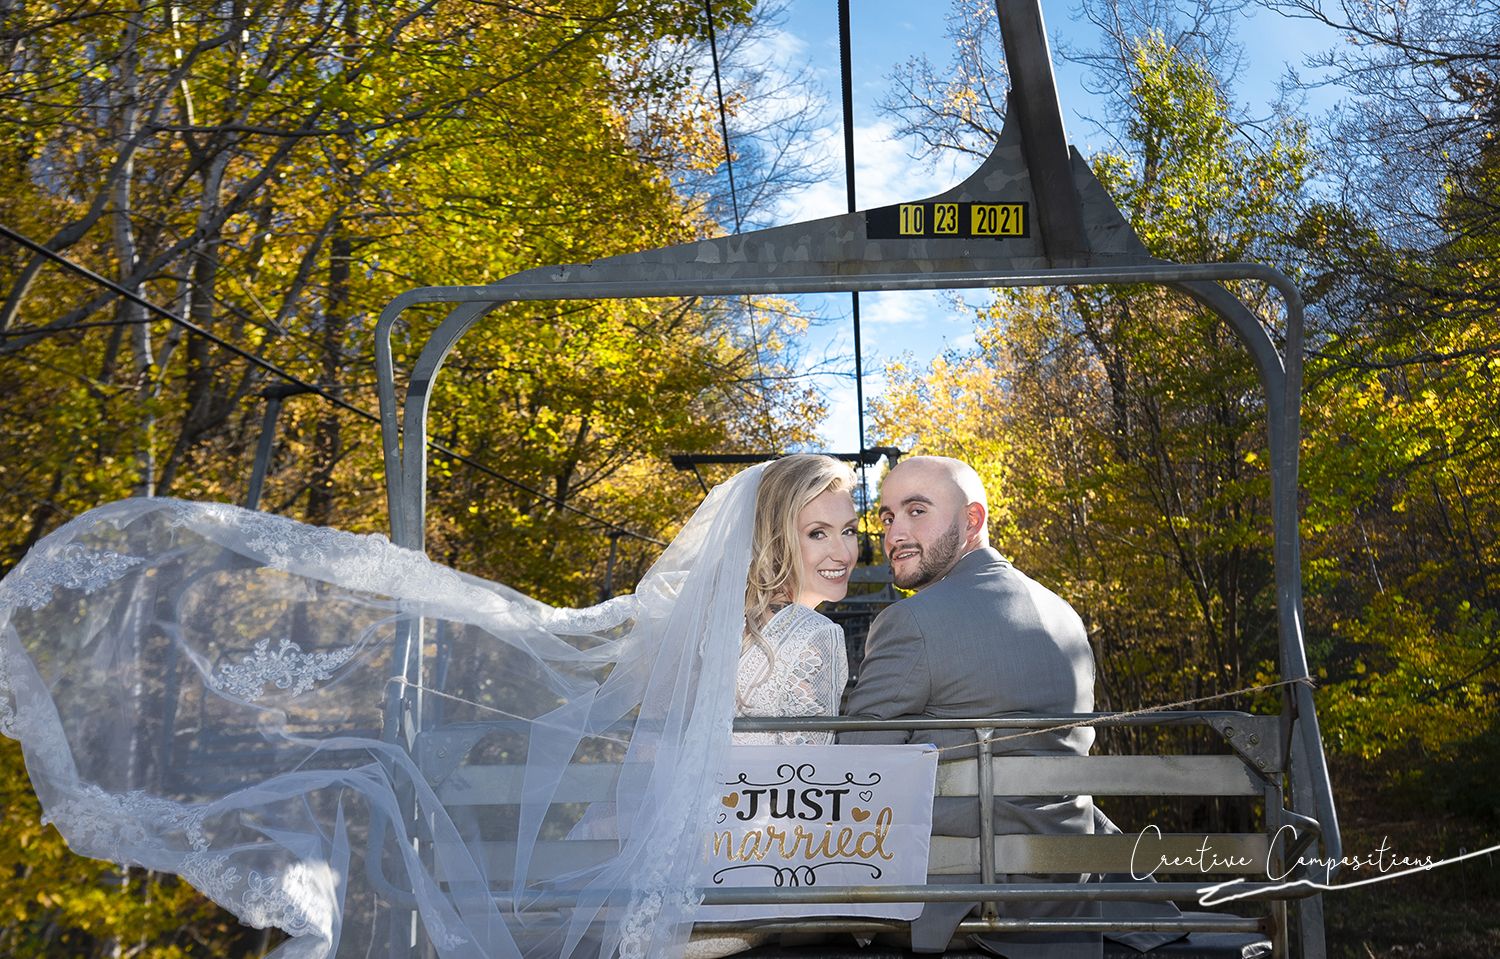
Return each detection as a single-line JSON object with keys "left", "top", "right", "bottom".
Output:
{"left": 0, "top": 221, "right": 667, "bottom": 547}
{"left": 703, "top": 0, "right": 777, "bottom": 448}
{"left": 836, "top": 0, "right": 874, "bottom": 557}
{"left": 702, "top": 0, "right": 742, "bottom": 232}
{"left": 836, "top": 0, "right": 867, "bottom": 462}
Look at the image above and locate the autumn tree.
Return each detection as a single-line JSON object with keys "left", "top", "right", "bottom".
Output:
{"left": 877, "top": 0, "right": 1500, "bottom": 809}
{"left": 875, "top": 27, "right": 1311, "bottom": 743}
{"left": 0, "top": 1, "right": 825, "bottom": 952}
{"left": 1267, "top": 0, "right": 1500, "bottom": 778}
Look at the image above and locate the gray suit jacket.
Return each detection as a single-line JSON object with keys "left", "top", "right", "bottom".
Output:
{"left": 841, "top": 547, "right": 1102, "bottom": 957}
{"left": 842, "top": 547, "right": 1095, "bottom": 821}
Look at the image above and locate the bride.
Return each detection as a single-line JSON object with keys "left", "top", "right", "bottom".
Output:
{"left": 735, "top": 453, "right": 856, "bottom": 746}
{"left": 0, "top": 454, "right": 859, "bottom": 958}
{"left": 687, "top": 454, "right": 857, "bottom": 959}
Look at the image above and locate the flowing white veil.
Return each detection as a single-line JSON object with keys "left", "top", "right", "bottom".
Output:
{"left": 0, "top": 462, "right": 768, "bottom": 958}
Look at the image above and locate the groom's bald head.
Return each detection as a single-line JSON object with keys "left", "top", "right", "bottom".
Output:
{"left": 878, "top": 456, "right": 990, "bottom": 589}
{"left": 895, "top": 457, "right": 986, "bottom": 510}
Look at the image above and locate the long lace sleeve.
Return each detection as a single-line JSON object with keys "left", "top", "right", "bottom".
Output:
{"left": 784, "top": 622, "right": 847, "bottom": 724}
{"left": 734, "top": 607, "right": 849, "bottom": 745}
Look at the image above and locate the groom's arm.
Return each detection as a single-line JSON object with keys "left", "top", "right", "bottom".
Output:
{"left": 839, "top": 602, "right": 931, "bottom": 745}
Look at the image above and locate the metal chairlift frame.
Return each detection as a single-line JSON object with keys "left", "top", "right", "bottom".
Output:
{"left": 669, "top": 450, "right": 901, "bottom": 497}
{"left": 369, "top": 1, "right": 1340, "bottom": 954}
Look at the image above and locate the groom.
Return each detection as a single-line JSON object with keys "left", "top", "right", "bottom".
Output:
{"left": 840, "top": 455, "right": 1132, "bottom": 958}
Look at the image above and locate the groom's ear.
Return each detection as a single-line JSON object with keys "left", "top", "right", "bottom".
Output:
{"left": 965, "top": 501, "right": 987, "bottom": 540}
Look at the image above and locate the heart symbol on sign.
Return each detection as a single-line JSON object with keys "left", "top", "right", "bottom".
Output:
{"left": 851, "top": 807, "right": 871, "bottom": 822}
{"left": 721, "top": 793, "right": 739, "bottom": 808}
{"left": 858, "top": 790, "right": 873, "bottom": 802}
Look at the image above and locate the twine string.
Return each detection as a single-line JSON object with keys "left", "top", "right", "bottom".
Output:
{"left": 385, "top": 675, "right": 1316, "bottom": 755}
{"left": 945, "top": 675, "right": 1316, "bottom": 754}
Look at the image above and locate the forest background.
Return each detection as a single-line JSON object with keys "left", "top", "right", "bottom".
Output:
{"left": 0, "top": 0, "right": 1495, "bottom": 956}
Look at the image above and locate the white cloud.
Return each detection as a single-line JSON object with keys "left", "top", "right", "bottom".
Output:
{"left": 816, "top": 367, "right": 889, "bottom": 454}
{"left": 858, "top": 290, "right": 952, "bottom": 327}
{"left": 766, "top": 117, "right": 980, "bottom": 225}
{"left": 739, "top": 25, "right": 811, "bottom": 75}
{"left": 819, "top": 388, "right": 862, "bottom": 453}
{"left": 856, "top": 119, "right": 976, "bottom": 208}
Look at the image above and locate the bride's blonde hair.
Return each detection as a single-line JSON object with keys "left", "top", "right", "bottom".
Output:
{"left": 739, "top": 454, "right": 857, "bottom": 706}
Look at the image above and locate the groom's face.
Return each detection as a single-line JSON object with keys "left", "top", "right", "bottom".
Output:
{"left": 878, "top": 465, "right": 967, "bottom": 591}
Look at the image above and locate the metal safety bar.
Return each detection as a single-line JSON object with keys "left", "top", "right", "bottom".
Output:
{"left": 734, "top": 710, "right": 1283, "bottom": 733}
{"left": 706, "top": 916, "right": 1269, "bottom": 937}
{"left": 699, "top": 883, "right": 1313, "bottom": 907}
{"left": 371, "top": 260, "right": 1336, "bottom": 867}
{"left": 363, "top": 709, "right": 1317, "bottom": 911}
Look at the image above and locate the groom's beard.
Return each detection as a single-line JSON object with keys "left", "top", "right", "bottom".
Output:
{"left": 891, "top": 518, "right": 964, "bottom": 590}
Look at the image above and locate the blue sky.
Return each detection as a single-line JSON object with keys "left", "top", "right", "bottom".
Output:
{"left": 744, "top": 0, "right": 1342, "bottom": 454}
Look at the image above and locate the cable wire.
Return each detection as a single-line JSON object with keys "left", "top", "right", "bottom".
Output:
{"left": 0, "top": 221, "right": 667, "bottom": 546}
{"left": 702, "top": 0, "right": 777, "bottom": 448}
{"left": 836, "top": 0, "right": 866, "bottom": 459}
{"left": 836, "top": 0, "right": 873, "bottom": 554}
{"left": 703, "top": 0, "right": 742, "bottom": 233}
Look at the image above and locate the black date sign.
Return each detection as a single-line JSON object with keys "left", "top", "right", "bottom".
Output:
{"left": 865, "top": 201, "right": 1028, "bottom": 240}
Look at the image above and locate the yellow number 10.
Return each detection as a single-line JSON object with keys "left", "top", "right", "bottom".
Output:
{"left": 898, "top": 204, "right": 925, "bottom": 235}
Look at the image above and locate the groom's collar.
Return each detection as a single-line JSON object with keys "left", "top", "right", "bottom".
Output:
{"left": 929, "top": 545, "right": 1007, "bottom": 586}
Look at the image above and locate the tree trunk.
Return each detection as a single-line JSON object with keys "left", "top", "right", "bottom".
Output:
{"left": 306, "top": 228, "right": 349, "bottom": 525}
{"left": 155, "top": 151, "right": 230, "bottom": 496}
{"left": 110, "top": 6, "right": 153, "bottom": 496}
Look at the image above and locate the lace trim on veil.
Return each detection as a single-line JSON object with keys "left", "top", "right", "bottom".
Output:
{"left": 0, "top": 544, "right": 144, "bottom": 611}
{"left": 0, "top": 470, "right": 763, "bottom": 959}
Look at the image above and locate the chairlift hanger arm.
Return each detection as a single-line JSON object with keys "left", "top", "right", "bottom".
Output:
{"left": 993, "top": 0, "right": 1089, "bottom": 262}
{"left": 371, "top": 0, "right": 1337, "bottom": 887}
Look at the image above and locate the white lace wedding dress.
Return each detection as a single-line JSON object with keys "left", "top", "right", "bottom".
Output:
{"left": 686, "top": 602, "right": 849, "bottom": 958}
{"left": 733, "top": 603, "right": 848, "bottom": 746}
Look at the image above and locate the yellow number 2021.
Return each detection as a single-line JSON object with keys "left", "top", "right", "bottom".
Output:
{"left": 971, "top": 203, "right": 1024, "bottom": 236}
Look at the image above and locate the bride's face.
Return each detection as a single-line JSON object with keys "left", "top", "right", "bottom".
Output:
{"left": 793, "top": 488, "right": 858, "bottom": 608}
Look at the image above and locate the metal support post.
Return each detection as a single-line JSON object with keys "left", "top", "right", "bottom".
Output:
{"left": 975, "top": 726, "right": 998, "bottom": 920}
{"left": 245, "top": 383, "right": 313, "bottom": 511}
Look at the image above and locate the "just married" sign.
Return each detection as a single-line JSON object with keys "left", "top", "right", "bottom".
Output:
{"left": 699, "top": 744, "right": 939, "bottom": 920}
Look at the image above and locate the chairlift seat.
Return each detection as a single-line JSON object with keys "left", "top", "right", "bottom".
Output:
{"left": 363, "top": 2, "right": 1340, "bottom": 955}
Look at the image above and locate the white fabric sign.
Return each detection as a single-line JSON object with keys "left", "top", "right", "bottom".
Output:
{"left": 698, "top": 744, "right": 939, "bottom": 920}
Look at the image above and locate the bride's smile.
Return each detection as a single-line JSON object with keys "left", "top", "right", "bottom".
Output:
{"left": 794, "top": 487, "right": 859, "bottom": 608}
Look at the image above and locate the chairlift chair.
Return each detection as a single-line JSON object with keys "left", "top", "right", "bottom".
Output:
{"left": 369, "top": 1, "right": 1340, "bottom": 955}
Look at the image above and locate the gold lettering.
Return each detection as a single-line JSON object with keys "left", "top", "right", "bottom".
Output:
{"left": 712, "top": 831, "right": 736, "bottom": 859}
{"left": 713, "top": 810, "right": 902, "bottom": 866}
{"left": 764, "top": 825, "right": 789, "bottom": 859}
{"left": 836, "top": 826, "right": 857, "bottom": 857}
{"left": 738, "top": 831, "right": 763, "bottom": 861}
{"left": 852, "top": 807, "right": 897, "bottom": 859}
{"left": 873, "top": 807, "right": 895, "bottom": 861}
{"left": 791, "top": 825, "right": 818, "bottom": 860}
